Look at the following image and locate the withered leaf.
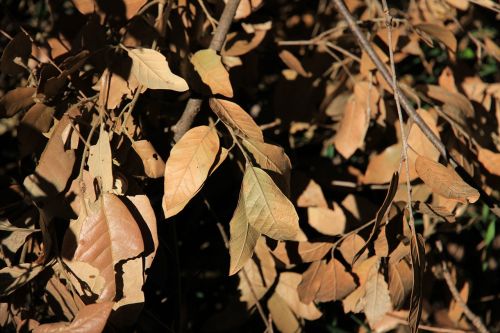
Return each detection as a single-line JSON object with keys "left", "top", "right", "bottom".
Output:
{"left": 275, "top": 272, "right": 322, "bottom": 320}
{"left": 209, "top": 98, "right": 263, "bottom": 141}
{"left": 478, "top": 147, "right": 500, "bottom": 176}
{"left": 0, "top": 87, "right": 35, "bottom": 118}
{"left": 298, "top": 259, "right": 356, "bottom": 304}
{"left": 163, "top": 126, "right": 219, "bottom": 218}
{"left": 33, "top": 301, "right": 114, "bottom": 333}
{"left": 0, "top": 262, "right": 47, "bottom": 296}
{"left": 339, "top": 234, "right": 368, "bottom": 265}
{"left": 0, "top": 31, "right": 31, "bottom": 75}
{"left": 240, "top": 165, "right": 302, "bottom": 241}
{"left": 279, "top": 50, "right": 311, "bottom": 78}
{"left": 272, "top": 241, "right": 333, "bottom": 265}
{"left": 364, "top": 268, "right": 393, "bottom": 326}
{"left": 388, "top": 259, "right": 412, "bottom": 309}
{"left": 128, "top": 48, "right": 189, "bottom": 91}
{"left": 132, "top": 140, "right": 165, "bottom": 179}
{"left": 224, "top": 30, "right": 267, "bottom": 57}
{"left": 267, "top": 293, "right": 301, "bottom": 333}
{"left": 414, "top": 23, "right": 457, "bottom": 52}
{"left": 415, "top": 156, "right": 479, "bottom": 203}
{"left": 88, "top": 127, "right": 114, "bottom": 193}
{"left": 307, "top": 204, "right": 346, "bottom": 236}
{"left": 427, "top": 85, "right": 474, "bottom": 117}
{"left": 233, "top": 0, "right": 264, "bottom": 20}
{"left": 72, "top": 0, "right": 147, "bottom": 20}
{"left": 408, "top": 234, "right": 425, "bottom": 333}
{"left": 333, "top": 94, "right": 368, "bottom": 159}
{"left": 191, "top": 49, "right": 233, "bottom": 97}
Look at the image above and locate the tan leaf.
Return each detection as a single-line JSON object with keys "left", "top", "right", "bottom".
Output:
{"left": 339, "top": 234, "right": 368, "bottom": 265}
{"left": 191, "top": 49, "right": 233, "bottom": 97}
{"left": 163, "top": 126, "right": 219, "bottom": 218}
{"left": 228, "top": 190, "right": 261, "bottom": 275}
{"left": 363, "top": 144, "right": 401, "bottom": 184}
{"left": 408, "top": 234, "right": 425, "bottom": 333}
{"left": 279, "top": 50, "right": 311, "bottom": 77}
{"left": 232, "top": 0, "right": 264, "bottom": 20}
{"left": 307, "top": 204, "right": 346, "bottom": 236}
{"left": 415, "top": 23, "right": 457, "bottom": 52}
{"left": 128, "top": 48, "right": 188, "bottom": 91}
{"left": 33, "top": 302, "right": 114, "bottom": 333}
{"left": 238, "top": 238, "right": 277, "bottom": 307}
{"left": 88, "top": 127, "right": 114, "bottom": 193}
{"left": 72, "top": 0, "right": 146, "bottom": 19}
{"left": 241, "top": 165, "right": 302, "bottom": 241}
{"left": 296, "top": 178, "right": 328, "bottom": 208}
{"left": 388, "top": 260, "right": 412, "bottom": 309}
{"left": 223, "top": 30, "right": 267, "bottom": 57}
{"left": 0, "top": 87, "right": 35, "bottom": 118}
{"left": 132, "top": 140, "right": 166, "bottom": 178}
{"left": 23, "top": 106, "right": 80, "bottom": 199}
{"left": 242, "top": 138, "right": 291, "bottom": 194}
{"left": 267, "top": 293, "right": 301, "bottom": 333}
{"left": 364, "top": 269, "right": 393, "bottom": 326}
{"left": 272, "top": 241, "right": 333, "bottom": 265}
{"left": 71, "top": 194, "right": 144, "bottom": 303}
{"left": 0, "top": 263, "right": 46, "bottom": 296}
{"left": 63, "top": 260, "right": 105, "bottom": 298}
{"left": 333, "top": 94, "right": 368, "bottom": 159}
{"left": 0, "top": 31, "right": 31, "bottom": 75}
{"left": 298, "top": 259, "right": 356, "bottom": 304}
{"left": 427, "top": 85, "right": 474, "bottom": 117}
{"left": 360, "top": 44, "right": 389, "bottom": 74}
{"left": 209, "top": 98, "right": 263, "bottom": 141}
{"left": 478, "top": 147, "right": 500, "bottom": 176}
{"left": 449, "top": 281, "right": 469, "bottom": 323}
{"left": 415, "top": 156, "right": 479, "bottom": 203}
{"left": 276, "top": 272, "right": 322, "bottom": 320}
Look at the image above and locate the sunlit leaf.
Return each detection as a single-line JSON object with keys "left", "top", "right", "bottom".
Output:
{"left": 191, "top": 49, "right": 233, "bottom": 97}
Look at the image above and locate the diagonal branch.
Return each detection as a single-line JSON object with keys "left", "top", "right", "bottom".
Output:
{"left": 172, "top": 0, "right": 241, "bottom": 142}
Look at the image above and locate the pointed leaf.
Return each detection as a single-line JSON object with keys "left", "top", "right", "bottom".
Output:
{"left": 209, "top": 98, "right": 263, "bottom": 141}
{"left": 128, "top": 48, "right": 188, "bottom": 91}
{"left": 191, "top": 49, "right": 233, "bottom": 97}
{"left": 415, "top": 156, "right": 479, "bottom": 203}
{"left": 1, "top": 31, "right": 31, "bottom": 75}
{"left": 163, "top": 126, "right": 219, "bottom": 218}
{"left": 88, "top": 127, "right": 114, "bottom": 193}
{"left": 415, "top": 23, "right": 457, "bottom": 52}
{"left": 276, "top": 272, "right": 322, "bottom": 320}
{"left": 0, "top": 87, "right": 35, "bottom": 118}
{"left": 408, "top": 234, "right": 425, "bottom": 333}
{"left": 241, "top": 165, "right": 301, "bottom": 241}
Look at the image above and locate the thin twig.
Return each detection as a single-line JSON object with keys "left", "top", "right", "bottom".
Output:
{"left": 436, "top": 240, "right": 490, "bottom": 333}
{"left": 172, "top": 0, "right": 241, "bottom": 142}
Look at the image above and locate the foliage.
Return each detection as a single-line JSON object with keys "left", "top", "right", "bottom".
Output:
{"left": 0, "top": 0, "right": 499, "bottom": 332}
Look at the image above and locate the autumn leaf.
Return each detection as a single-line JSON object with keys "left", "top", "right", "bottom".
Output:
{"left": 163, "top": 126, "right": 220, "bottom": 218}
{"left": 415, "top": 156, "right": 479, "bottom": 203}
{"left": 239, "top": 165, "right": 302, "bottom": 241}
{"left": 209, "top": 98, "right": 263, "bottom": 141}
{"left": 0, "top": 87, "right": 35, "bottom": 118}
{"left": 191, "top": 49, "right": 233, "bottom": 97}
{"left": 128, "top": 48, "right": 189, "bottom": 91}
{"left": 87, "top": 127, "right": 114, "bottom": 193}
{"left": 415, "top": 23, "right": 457, "bottom": 52}
{"left": 0, "top": 31, "right": 31, "bottom": 75}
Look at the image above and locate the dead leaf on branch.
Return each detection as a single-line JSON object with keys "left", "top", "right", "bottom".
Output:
{"left": 279, "top": 50, "right": 311, "bottom": 78}
{"left": 131, "top": 140, "right": 165, "bottom": 179}
{"left": 272, "top": 241, "right": 333, "bottom": 266}
{"left": 0, "top": 262, "right": 47, "bottom": 297}
{"left": 33, "top": 301, "right": 114, "bottom": 333}
{"left": 408, "top": 234, "right": 425, "bottom": 333}
{"left": 275, "top": 272, "right": 322, "bottom": 320}
{"left": 209, "top": 98, "right": 263, "bottom": 141}
{"left": 307, "top": 204, "right": 346, "bottom": 236}
{"left": 72, "top": 0, "right": 147, "bottom": 20}
{"left": 128, "top": 48, "right": 189, "bottom": 91}
{"left": 388, "top": 259, "right": 413, "bottom": 309}
{"left": 191, "top": 49, "right": 233, "bottom": 97}
{"left": 414, "top": 23, "right": 457, "bottom": 52}
{"left": 239, "top": 165, "right": 303, "bottom": 241}
{"left": 0, "top": 87, "right": 36, "bottom": 118}
{"left": 0, "top": 30, "right": 32, "bottom": 75}
{"left": 88, "top": 126, "right": 114, "bottom": 193}
{"left": 163, "top": 125, "right": 220, "bottom": 218}
{"left": 415, "top": 156, "right": 479, "bottom": 203}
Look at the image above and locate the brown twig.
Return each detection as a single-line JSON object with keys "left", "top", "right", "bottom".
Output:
{"left": 436, "top": 240, "right": 490, "bottom": 333}
{"left": 172, "top": 0, "right": 241, "bottom": 142}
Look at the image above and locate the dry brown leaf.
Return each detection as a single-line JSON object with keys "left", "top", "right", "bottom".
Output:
{"left": 296, "top": 178, "right": 328, "bottom": 208}
{"left": 448, "top": 281, "right": 469, "bottom": 323}
{"left": 363, "top": 144, "right": 401, "bottom": 184}
{"left": 132, "top": 140, "right": 166, "bottom": 178}
{"left": 388, "top": 260, "right": 412, "bottom": 309}
{"left": 0, "top": 31, "right": 31, "bottom": 75}
{"left": 339, "top": 234, "right": 368, "bottom": 265}
{"left": 128, "top": 48, "right": 188, "bottom": 91}
{"left": 307, "top": 204, "right": 346, "bottom": 236}
{"left": 238, "top": 238, "right": 277, "bottom": 307}
{"left": 163, "top": 126, "right": 219, "bottom": 218}
{"left": 333, "top": 94, "right": 368, "bottom": 159}
{"left": 223, "top": 30, "right": 267, "bottom": 57}
{"left": 279, "top": 50, "right": 311, "bottom": 78}
{"left": 228, "top": 190, "right": 260, "bottom": 275}
{"left": 267, "top": 293, "right": 301, "bottom": 333}
{"left": 239, "top": 165, "right": 302, "bottom": 241}
{"left": 18, "top": 103, "right": 55, "bottom": 157}
{"left": 478, "top": 147, "right": 500, "bottom": 176}
{"left": 209, "top": 98, "right": 263, "bottom": 141}
{"left": 71, "top": 194, "right": 144, "bottom": 303}
{"left": 408, "top": 234, "right": 425, "bottom": 333}
{"left": 33, "top": 301, "right": 114, "bottom": 333}
{"left": 0, "top": 263, "right": 46, "bottom": 296}
{"left": 63, "top": 260, "right": 105, "bottom": 299}
{"left": 0, "top": 87, "right": 35, "bottom": 118}
{"left": 360, "top": 44, "right": 389, "bottom": 75}
{"left": 191, "top": 49, "right": 233, "bottom": 97}
{"left": 484, "top": 38, "right": 500, "bottom": 62}
{"left": 72, "top": 0, "right": 146, "bottom": 19}
{"left": 364, "top": 268, "right": 393, "bottom": 326}
{"left": 427, "top": 85, "right": 474, "bottom": 117}
{"left": 445, "top": 0, "right": 469, "bottom": 10}
{"left": 415, "top": 23, "right": 457, "bottom": 52}
{"left": 23, "top": 106, "right": 80, "bottom": 199}
{"left": 88, "top": 127, "right": 114, "bottom": 193}
{"left": 415, "top": 156, "right": 479, "bottom": 203}
{"left": 232, "top": 0, "right": 264, "bottom": 20}
{"left": 298, "top": 259, "right": 356, "bottom": 304}
{"left": 242, "top": 138, "right": 291, "bottom": 195}
{"left": 272, "top": 241, "right": 333, "bottom": 266}
{"left": 275, "top": 272, "right": 322, "bottom": 320}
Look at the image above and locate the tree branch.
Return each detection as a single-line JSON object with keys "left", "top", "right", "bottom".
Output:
{"left": 172, "top": 0, "right": 241, "bottom": 142}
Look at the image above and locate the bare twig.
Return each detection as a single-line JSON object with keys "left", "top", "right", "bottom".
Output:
{"left": 436, "top": 240, "right": 490, "bottom": 333}
{"left": 172, "top": 0, "right": 241, "bottom": 142}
